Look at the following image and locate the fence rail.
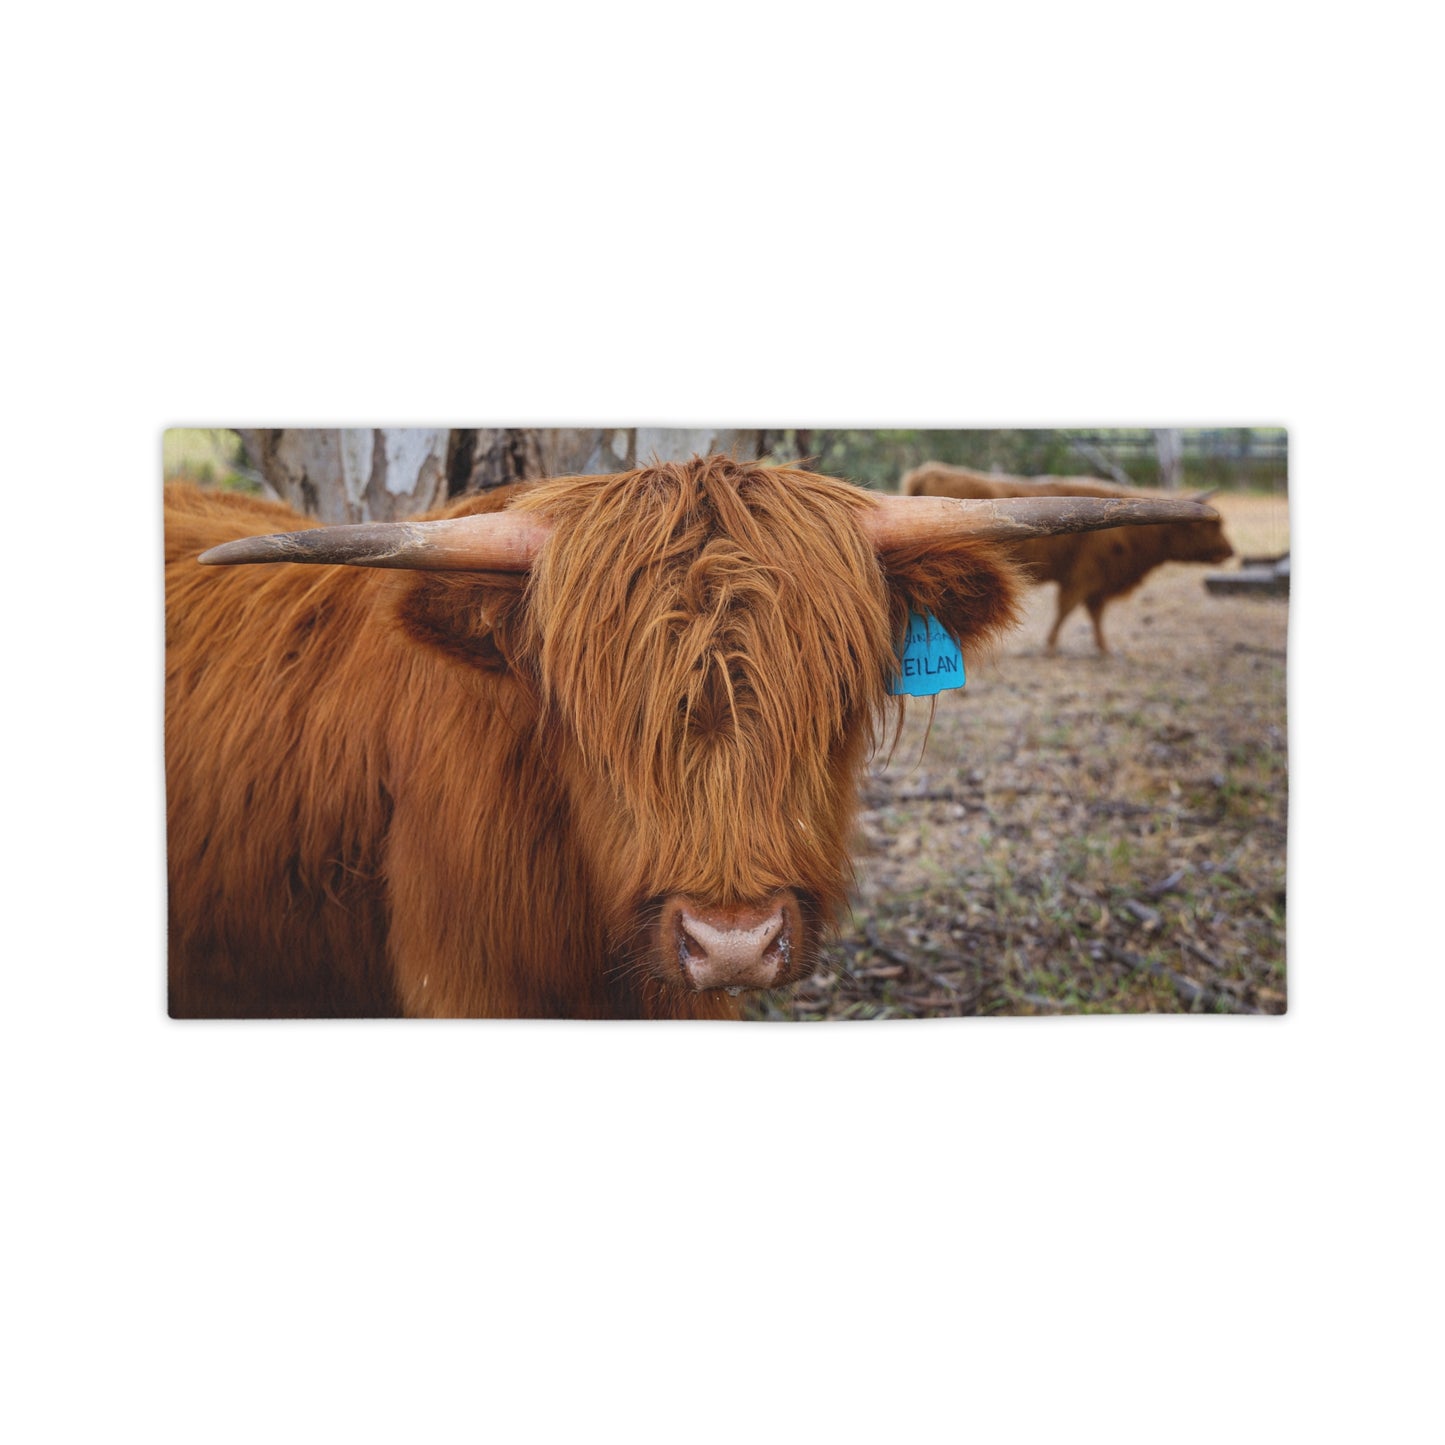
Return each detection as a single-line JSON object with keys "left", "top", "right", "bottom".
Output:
{"left": 1065, "top": 429, "right": 1287, "bottom": 461}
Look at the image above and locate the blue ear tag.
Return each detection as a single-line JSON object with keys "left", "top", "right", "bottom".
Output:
{"left": 889, "top": 611, "right": 966, "bottom": 696}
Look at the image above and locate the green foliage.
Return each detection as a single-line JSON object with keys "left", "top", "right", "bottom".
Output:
{"left": 768, "top": 427, "right": 1288, "bottom": 495}
{"left": 162, "top": 428, "right": 253, "bottom": 489}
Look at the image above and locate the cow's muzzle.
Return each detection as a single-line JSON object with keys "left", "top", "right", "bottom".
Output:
{"left": 660, "top": 891, "right": 803, "bottom": 993}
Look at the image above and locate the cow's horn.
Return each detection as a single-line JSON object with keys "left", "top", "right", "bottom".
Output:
{"left": 1190, "top": 487, "right": 1220, "bottom": 504}
{"left": 862, "top": 494, "right": 1220, "bottom": 549}
{"left": 198, "top": 510, "right": 550, "bottom": 571}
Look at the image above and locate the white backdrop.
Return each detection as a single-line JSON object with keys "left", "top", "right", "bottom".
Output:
{"left": 4, "top": 4, "right": 1439, "bottom": 1443}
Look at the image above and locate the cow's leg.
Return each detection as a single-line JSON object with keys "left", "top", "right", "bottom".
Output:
{"left": 1086, "top": 596, "right": 1110, "bottom": 655}
{"left": 1046, "top": 585, "right": 1082, "bottom": 653}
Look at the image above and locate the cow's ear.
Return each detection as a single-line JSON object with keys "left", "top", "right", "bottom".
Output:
{"left": 395, "top": 570, "right": 529, "bottom": 674}
{"left": 877, "top": 536, "right": 1023, "bottom": 655}
{"left": 389, "top": 488, "right": 537, "bottom": 675}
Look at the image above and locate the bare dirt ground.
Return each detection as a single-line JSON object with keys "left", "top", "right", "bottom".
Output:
{"left": 748, "top": 494, "right": 1289, "bottom": 1020}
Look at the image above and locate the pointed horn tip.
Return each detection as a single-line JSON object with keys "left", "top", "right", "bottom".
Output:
{"left": 197, "top": 532, "right": 316, "bottom": 565}
{"left": 1180, "top": 499, "right": 1221, "bottom": 520}
{"left": 865, "top": 492, "right": 1224, "bottom": 549}
{"left": 196, "top": 530, "right": 339, "bottom": 566}
{"left": 194, "top": 511, "right": 548, "bottom": 570}
{"left": 1138, "top": 499, "right": 1223, "bottom": 525}
{"left": 197, "top": 539, "right": 258, "bottom": 565}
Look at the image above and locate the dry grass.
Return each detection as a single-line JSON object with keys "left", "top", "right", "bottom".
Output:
{"left": 748, "top": 494, "right": 1289, "bottom": 1020}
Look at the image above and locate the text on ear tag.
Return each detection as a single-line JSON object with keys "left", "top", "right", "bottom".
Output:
{"left": 889, "top": 611, "right": 966, "bottom": 697}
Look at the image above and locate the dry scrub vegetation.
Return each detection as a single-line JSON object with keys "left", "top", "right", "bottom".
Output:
{"left": 749, "top": 494, "right": 1288, "bottom": 1021}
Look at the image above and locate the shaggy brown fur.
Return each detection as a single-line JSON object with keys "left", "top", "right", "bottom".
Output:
{"left": 166, "top": 458, "right": 1022, "bottom": 1019}
{"left": 899, "top": 463, "right": 1233, "bottom": 653}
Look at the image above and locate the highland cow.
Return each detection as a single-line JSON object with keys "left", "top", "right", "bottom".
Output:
{"left": 165, "top": 456, "right": 1213, "bottom": 1018}
{"left": 900, "top": 462, "right": 1233, "bottom": 654}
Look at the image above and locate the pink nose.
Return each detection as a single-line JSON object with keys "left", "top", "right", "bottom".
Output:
{"left": 663, "top": 895, "right": 797, "bottom": 992}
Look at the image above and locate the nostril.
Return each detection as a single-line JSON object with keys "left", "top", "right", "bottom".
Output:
{"left": 678, "top": 918, "right": 703, "bottom": 959}
{"left": 676, "top": 917, "right": 704, "bottom": 969}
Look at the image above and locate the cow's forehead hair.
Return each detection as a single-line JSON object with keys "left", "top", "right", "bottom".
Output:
{"left": 511, "top": 456, "right": 898, "bottom": 808}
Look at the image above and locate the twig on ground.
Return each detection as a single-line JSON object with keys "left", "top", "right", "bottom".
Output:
{"left": 1018, "top": 994, "right": 1072, "bottom": 1010}
{"left": 1124, "top": 899, "right": 1163, "bottom": 928}
{"left": 1146, "top": 869, "right": 1188, "bottom": 897}
{"left": 863, "top": 921, "right": 915, "bottom": 970}
{"left": 1180, "top": 936, "right": 1229, "bottom": 973}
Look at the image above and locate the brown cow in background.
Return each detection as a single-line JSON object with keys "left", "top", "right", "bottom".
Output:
{"left": 166, "top": 456, "right": 1215, "bottom": 1018}
{"left": 900, "top": 462, "right": 1233, "bottom": 654}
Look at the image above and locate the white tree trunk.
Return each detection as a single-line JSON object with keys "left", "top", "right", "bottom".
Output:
{"left": 236, "top": 428, "right": 450, "bottom": 522}
{"left": 536, "top": 427, "right": 767, "bottom": 476}
{"left": 237, "top": 427, "right": 772, "bottom": 520}
{"left": 1153, "top": 428, "right": 1184, "bottom": 491}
